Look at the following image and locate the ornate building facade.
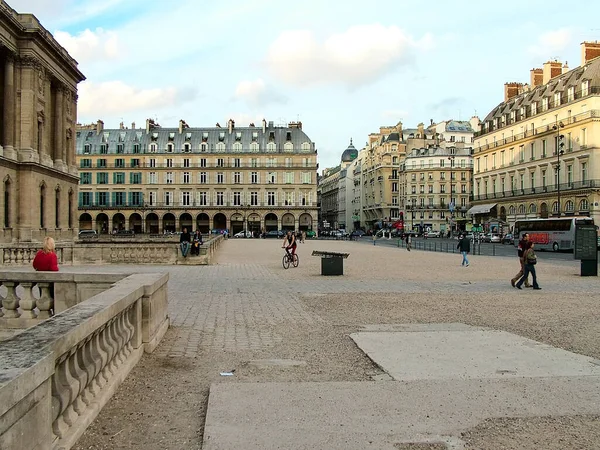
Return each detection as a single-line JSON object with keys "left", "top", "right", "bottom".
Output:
{"left": 0, "top": 2, "right": 85, "bottom": 243}
{"left": 75, "top": 119, "right": 318, "bottom": 234}
{"left": 472, "top": 41, "right": 600, "bottom": 230}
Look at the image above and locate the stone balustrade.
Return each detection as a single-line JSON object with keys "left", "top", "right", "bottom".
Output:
{"left": 0, "top": 271, "right": 169, "bottom": 450}
{"left": 0, "top": 272, "right": 128, "bottom": 330}
{"left": 0, "top": 234, "right": 223, "bottom": 266}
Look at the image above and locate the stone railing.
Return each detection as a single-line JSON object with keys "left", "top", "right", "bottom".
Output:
{"left": 0, "top": 235, "right": 224, "bottom": 266}
{"left": 0, "top": 271, "right": 169, "bottom": 450}
{"left": 0, "top": 272, "right": 128, "bottom": 331}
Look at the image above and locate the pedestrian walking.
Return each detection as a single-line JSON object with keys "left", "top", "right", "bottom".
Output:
{"left": 457, "top": 234, "right": 470, "bottom": 266}
{"left": 373, "top": 234, "right": 377, "bottom": 246}
{"left": 515, "top": 243, "right": 541, "bottom": 290}
{"left": 405, "top": 233, "right": 411, "bottom": 251}
{"left": 511, "top": 233, "right": 532, "bottom": 288}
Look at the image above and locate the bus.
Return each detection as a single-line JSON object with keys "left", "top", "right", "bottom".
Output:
{"left": 513, "top": 217, "right": 595, "bottom": 252}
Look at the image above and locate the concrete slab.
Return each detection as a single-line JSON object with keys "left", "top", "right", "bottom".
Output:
{"left": 203, "top": 378, "right": 600, "bottom": 450}
{"left": 350, "top": 325, "right": 600, "bottom": 381}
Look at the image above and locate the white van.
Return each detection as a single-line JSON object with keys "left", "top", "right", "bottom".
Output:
{"left": 78, "top": 229, "right": 98, "bottom": 238}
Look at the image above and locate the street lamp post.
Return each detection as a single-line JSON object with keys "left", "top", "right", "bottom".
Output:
{"left": 553, "top": 119, "right": 565, "bottom": 217}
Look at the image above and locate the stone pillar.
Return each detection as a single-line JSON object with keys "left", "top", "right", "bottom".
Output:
{"left": 125, "top": 217, "right": 130, "bottom": 231}
{"left": 17, "top": 56, "right": 39, "bottom": 163}
{"left": 3, "top": 56, "right": 16, "bottom": 160}
{"left": 174, "top": 217, "right": 180, "bottom": 232}
{"left": 295, "top": 219, "right": 300, "bottom": 230}
{"left": 53, "top": 84, "right": 65, "bottom": 171}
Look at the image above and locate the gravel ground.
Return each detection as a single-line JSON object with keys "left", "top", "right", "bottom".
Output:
{"left": 72, "top": 239, "right": 600, "bottom": 449}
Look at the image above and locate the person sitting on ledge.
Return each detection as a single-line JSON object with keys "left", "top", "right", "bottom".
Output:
{"left": 33, "top": 236, "right": 59, "bottom": 272}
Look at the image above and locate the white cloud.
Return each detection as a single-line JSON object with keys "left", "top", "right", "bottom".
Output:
{"left": 528, "top": 28, "right": 573, "bottom": 59}
{"left": 265, "top": 25, "right": 434, "bottom": 88}
{"left": 77, "top": 80, "right": 179, "bottom": 116}
{"left": 54, "top": 28, "right": 120, "bottom": 64}
{"left": 233, "top": 78, "right": 286, "bottom": 107}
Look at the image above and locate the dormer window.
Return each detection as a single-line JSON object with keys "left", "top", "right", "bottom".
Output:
{"left": 168, "top": 132, "right": 175, "bottom": 141}
{"left": 542, "top": 97, "right": 549, "bottom": 111}
{"left": 151, "top": 132, "right": 158, "bottom": 141}
{"left": 269, "top": 131, "right": 275, "bottom": 141}
{"left": 568, "top": 86, "right": 575, "bottom": 101}
{"left": 553, "top": 92, "right": 561, "bottom": 107}
{"left": 200, "top": 143, "right": 207, "bottom": 152}
{"left": 117, "top": 144, "right": 124, "bottom": 154}
{"left": 202, "top": 132, "right": 209, "bottom": 142}
{"left": 149, "top": 143, "right": 157, "bottom": 153}
{"left": 102, "top": 132, "right": 109, "bottom": 143}
{"left": 185, "top": 132, "right": 192, "bottom": 141}
{"left": 252, "top": 132, "right": 258, "bottom": 141}
{"left": 582, "top": 80, "right": 590, "bottom": 96}
{"left": 183, "top": 143, "right": 191, "bottom": 153}
{"left": 166, "top": 143, "right": 174, "bottom": 153}
{"left": 83, "top": 144, "right": 91, "bottom": 154}
{"left": 531, "top": 102, "right": 537, "bottom": 115}
{"left": 219, "top": 132, "right": 225, "bottom": 142}
{"left": 119, "top": 132, "right": 125, "bottom": 143}
{"left": 235, "top": 132, "right": 242, "bottom": 141}
{"left": 286, "top": 131, "right": 292, "bottom": 141}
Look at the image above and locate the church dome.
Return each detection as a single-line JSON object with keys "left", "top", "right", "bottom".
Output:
{"left": 341, "top": 139, "right": 358, "bottom": 162}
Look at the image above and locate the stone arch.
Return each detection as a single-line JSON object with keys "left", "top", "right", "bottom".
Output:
{"left": 112, "top": 212, "right": 125, "bottom": 232}
{"left": 180, "top": 212, "right": 193, "bottom": 232}
{"left": 518, "top": 204, "right": 525, "bottom": 215}
{"left": 528, "top": 203, "right": 537, "bottom": 214}
{"left": 213, "top": 212, "right": 227, "bottom": 231}
{"left": 79, "top": 213, "right": 92, "bottom": 230}
{"left": 579, "top": 199, "right": 590, "bottom": 213}
{"left": 499, "top": 206, "right": 507, "bottom": 222}
{"left": 129, "top": 212, "right": 142, "bottom": 233}
{"left": 281, "top": 213, "right": 295, "bottom": 231}
{"left": 247, "top": 213, "right": 261, "bottom": 234}
{"left": 540, "top": 202, "right": 548, "bottom": 219}
{"left": 552, "top": 201, "right": 559, "bottom": 215}
{"left": 508, "top": 205, "right": 516, "bottom": 216}
{"left": 565, "top": 200, "right": 574, "bottom": 213}
{"left": 196, "top": 213, "right": 210, "bottom": 234}
{"left": 146, "top": 212, "right": 159, "bottom": 234}
{"left": 264, "top": 212, "right": 278, "bottom": 231}
{"left": 96, "top": 213, "right": 109, "bottom": 234}
{"left": 230, "top": 212, "right": 244, "bottom": 234}
{"left": 299, "top": 213, "right": 313, "bottom": 231}
{"left": 163, "top": 213, "right": 176, "bottom": 233}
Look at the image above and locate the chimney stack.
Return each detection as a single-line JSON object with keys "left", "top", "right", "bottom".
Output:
{"left": 228, "top": 118, "right": 235, "bottom": 134}
{"left": 504, "top": 82, "right": 523, "bottom": 102}
{"left": 96, "top": 120, "right": 104, "bottom": 135}
{"left": 581, "top": 41, "right": 600, "bottom": 65}
{"left": 178, "top": 119, "right": 189, "bottom": 134}
{"left": 119, "top": 121, "right": 124, "bottom": 130}
{"left": 542, "top": 60, "right": 563, "bottom": 84}
{"left": 131, "top": 122, "right": 135, "bottom": 129}
{"left": 530, "top": 68, "right": 543, "bottom": 87}
{"left": 262, "top": 118, "right": 267, "bottom": 133}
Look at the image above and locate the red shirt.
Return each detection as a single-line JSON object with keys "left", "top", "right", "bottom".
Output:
{"left": 33, "top": 250, "right": 59, "bottom": 272}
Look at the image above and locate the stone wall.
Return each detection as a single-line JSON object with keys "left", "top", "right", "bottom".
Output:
{"left": 0, "top": 234, "right": 224, "bottom": 266}
{"left": 0, "top": 271, "right": 169, "bottom": 450}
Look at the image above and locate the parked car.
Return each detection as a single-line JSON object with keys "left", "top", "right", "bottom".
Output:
{"left": 233, "top": 230, "right": 252, "bottom": 238}
{"left": 78, "top": 229, "right": 97, "bottom": 238}
{"left": 425, "top": 230, "right": 441, "bottom": 238}
{"left": 489, "top": 234, "right": 501, "bottom": 243}
{"left": 350, "top": 230, "right": 365, "bottom": 238}
{"left": 264, "top": 230, "right": 283, "bottom": 238}
{"left": 502, "top": 233, "right": 514, "bottom": 245}
{"left": 114, "top": 229, "right": 135, "bottom": 236}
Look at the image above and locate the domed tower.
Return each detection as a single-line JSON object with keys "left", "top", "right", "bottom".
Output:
{"left": 341, "top": 138, "right": 358, "bottom": 167}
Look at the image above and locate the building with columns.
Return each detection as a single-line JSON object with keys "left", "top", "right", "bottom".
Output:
{"left": 472, "top": 41, "right": 600, "bottom": 233}
{"left": 75, "top": 118, "right": 318, "bottom": 235}
{"left": 0, "top": 2, "right": 85, "bottom": 243}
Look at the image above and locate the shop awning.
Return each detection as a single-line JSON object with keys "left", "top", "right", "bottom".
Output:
{"left": 466, "top": 203, "right": 497, "bottom": 215}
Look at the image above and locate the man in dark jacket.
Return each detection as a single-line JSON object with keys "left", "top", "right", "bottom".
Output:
{"left": 457, "top": 234, "right": 470, "bottom": 266}
{"left": 511, "top": 233, "right": 532, "bottom": 287}
{"left": 180, "top": 227, "right": 191, "bottom": 257}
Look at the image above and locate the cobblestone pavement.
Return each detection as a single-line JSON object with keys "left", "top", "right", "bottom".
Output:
{"left": 69, "top": 239, "right": 600, "bottom": 449}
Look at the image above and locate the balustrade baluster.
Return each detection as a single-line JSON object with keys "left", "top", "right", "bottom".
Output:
{"left": 68, "top": 345, "right": 87, "bottom": 415}
{"left": 1, "top": 281, "right": 20, "bottom": 318}
{"left": 77, "top": 336, "right": 96, "bottom": 405}
{"left": 36, "top": 282, "right": 54, "bottom": 319}
{"left": 18, "top": 282, "right": 37, "bottom": 319}
{"left": 52, "top": 353, "right": 73, "bottom": 439}
{"left": 99, "top": 322, "right": 115, "bottom": 379}
{"left": 92, "top": 328, "right": 110, "bottom": 389}
{"left": 108, "top": 317, "right": 125, "bottom": 367}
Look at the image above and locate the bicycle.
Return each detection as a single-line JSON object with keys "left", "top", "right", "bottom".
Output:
{"left": 282, "top": 247, "right": 299, "bottom": 269}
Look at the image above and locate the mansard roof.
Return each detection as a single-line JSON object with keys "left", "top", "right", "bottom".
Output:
{"left": 75, "top": 124, "right": 315, "bottom": 155}
{"left": 483, "top": 57, "right": 600, "bottom": 123}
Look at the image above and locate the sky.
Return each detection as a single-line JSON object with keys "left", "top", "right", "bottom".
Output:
{"left": 12, "top": 0, "right": 600, "bottom": 171}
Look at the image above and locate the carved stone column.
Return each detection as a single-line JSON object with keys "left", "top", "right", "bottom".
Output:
{"left": 54, "top": 84, "right": 65, "bottom": 171}
{"left": 17, "top": 55, "right": 41, "bottom": 163}
{"left": 3, "top": 55, "right": 16, "bottom": 160}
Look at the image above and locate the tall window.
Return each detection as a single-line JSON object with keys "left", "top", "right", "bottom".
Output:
{"left": 233, "top": 191, "right": 241, "bottom": 206}
{"left": 200, "top": 158, "right": 207, "bottom": 168}
{"left": 234, "top": 172, "right": 241, "bottom": 183}
{"left": 166, "top": 158, "right": 173, "bottom": 168}
{"left": 149, "top": 172, "right": 157, "bottom": 184}
{"left": 183, "top": 172, "right": 190, "bottom": 184}
{"left": 149, "top": 192, "right": 156, "bottom": 206}
{"left": 40, "top": 185, "right": 46, "bottom": 228}
{"left": 251, "top": 172, "right": 258, "bottom": 184}
{"left": 268, "top": 191, "right": 276, "bottom": 206}
{"left": 166, "top": 172, "right": 173, "bottom": 184}
{"left": 198, "top": 191, "right": 207, "bottom": 206}
{"left": 55, "top": 189, "right": 60, "bottom": 228}
{"left": 542, "top": 170, "right": 546, "bottom": 187}
{"left": 250, "top": 191, "right": 258, "bottom": 206}
{"left": 165, "top": 191, "right": 173, "bottom": 206}
{"left": 582, "top": 162, "right": 588, "bottom": 182}
{"left": 581, "top": 128, "right": 587, "bottom": 146}
{"left": 182, "top": 191, "right": 191, "bottom": 206}
{"left": 200, "top": 172, "right": 207, "bottom": 184}
{"left": 567, "top": 165, "right": 573, "bottom": 185}
{"left": 542, "top": 140, "right": 547, "bottom": 157}
{"left": 217, "top": 158, "right": 224, "bottom": 167}
{"left": 183, "top": 158, "right": 190, "bottom": 168}
{"left": 217, "top": 172, "right": 224, "bottom": 184}
{"left": 149, "top": 158, "right": 156, "bottom": 168}
{"left": 233, "top": 158, "right": 241, "bottom": 168}
{"left": 216, "top": 191, "right": 224, "bottom": 206}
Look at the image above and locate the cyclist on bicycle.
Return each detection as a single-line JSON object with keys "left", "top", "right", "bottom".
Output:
{"left": 282, "top": 230, "right": 297, "bottom": 257}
